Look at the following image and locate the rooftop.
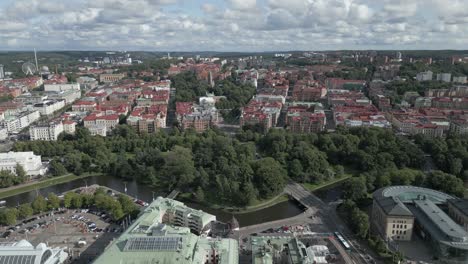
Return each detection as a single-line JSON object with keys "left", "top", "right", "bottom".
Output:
{"left": 93, "top": 198, "right": 237, "bottom": 264}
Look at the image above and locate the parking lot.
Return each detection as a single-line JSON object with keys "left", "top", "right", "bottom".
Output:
{"left": 0, "top": 209, "right": 121, "bottom": 263}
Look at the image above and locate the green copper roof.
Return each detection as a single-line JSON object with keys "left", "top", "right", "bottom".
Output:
{"left": 93, "top": 198, "right": 238, "bottom": 264}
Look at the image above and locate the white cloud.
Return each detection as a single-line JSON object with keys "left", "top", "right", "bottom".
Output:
{"left": 227, "top": 0, "right": 256, "bottom": 10}
{"left": 0, "top": 0, "right": 466, "bottom": 51}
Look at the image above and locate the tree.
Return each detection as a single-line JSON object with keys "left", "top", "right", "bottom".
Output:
{"left": 63, "top": 192, "right": 74, "bottom": 208}
{"left": 0, "top": 208, "right": 17, "bottom": 225}
{"left": 350, "top": 208, "right": 369, "bottom": 239}
{"left": 195, "top": 187, "right": 205, "bottom": 203}
{"left": 31, "top": 195, "right": 47, "bottom": 214}
{"left": 426, "top": 171, "right": 464, "bottom": 197}
{"left": 81, "top": 194, "right": 94, "bottom": 208}
{"left": 109, "top": 201, "right": 124, "bottom": 221}
{"left": 71, "top": 194, "right": 83, "bottom": 208}
{"left": 49, "top": 160, "right": 67, "bottom": 176}
{"left": 161, "top": 146, "right": 196, "bottom": 190}
{"left": 0, "top": 170, "right": 15, "bottom": 188}
{"left": 17, "top": 204, "right": 33, "bottom": 220}
{"left": 118, "top": 194, "right": 137, "bottom": 215}
{"left": 15, "top": 164, "right": 27, "bottom": 181}
{"left": 47, "top": 193, "right": 61, "bottom": 210}
{"left": 343, "top": 177, "right": 368, "bottom": 201}
{"left": 240, "top": 181, "right": 257, "bottom": 205}
{"left": 252, "top": 158, "right": 286, "bottom": 199}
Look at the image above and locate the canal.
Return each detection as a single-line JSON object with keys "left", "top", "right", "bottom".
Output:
{"left": 3, "top": 174, "right": 304, "bottom": 227}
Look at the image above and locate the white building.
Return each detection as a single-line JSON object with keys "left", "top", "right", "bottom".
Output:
{"left": 62, "top": 120, "right": 76, "bottom": 134}
{"left": 416, "top": 71, "right": 433, "bottom": 81}
{"left": 0, "top": 240, "right": 68, "bottom": 264}
{"left": 0, "top": 127, "right": 7, "bottom": 140}
{"left": 0, "top": 151, "right": 47, "bottom": 176}
{"left": 84, "top": 114, "right": 119, "bottom": 132}
{"left": 86, "top": 125, "right": 107, "bottom": 136}
{"left": 0, "top": 64, "right": 4, "bottom": 79}
{"left": 47, "top": 89, "right": 82, "bottom": 104}
{"left": 29, "top": 121, "right": 64, "bottom": 141}
{"left": 33, "top": 100, "right": 66, "bottom": 116}
{"left": 436, "top": 73, "right": 452, "bottom": 83}
{"left": 44, "top": 83, "right": 80, "bottom": 92}
{"left": 1, "top": 111, "right": 40, "bottom": 133}
{"left": 76, "top": 76, "right": 98, "bottom": 90}
{"left": 453, "top": 76, "right": 467, "bottom": 84}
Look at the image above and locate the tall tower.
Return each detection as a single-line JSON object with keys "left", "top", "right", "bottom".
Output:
{"left": 0, "top": 64, "right": 4, "bottom": 79}
{"left": 208, "top": 71, "right": 214, "bottom": 88}
{"left": 34, "top": 48, "right": 39, "bottom": 75}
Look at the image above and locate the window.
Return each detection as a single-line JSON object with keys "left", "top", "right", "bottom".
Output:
{"left": 393, "top": 224, "right": 395, "bottom": 228}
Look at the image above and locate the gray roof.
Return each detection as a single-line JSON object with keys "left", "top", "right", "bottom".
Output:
{"left": 373, "top": 186, "right": 455, "bottom": 217}
{"left": 448, "top": 199, "right": 468, "bottom": 217}
{"left": 373, "top": 188, "right": 413, "bottom": 217}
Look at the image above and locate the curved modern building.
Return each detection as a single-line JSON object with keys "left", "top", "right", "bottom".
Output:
{"left": 0, "top": 240, "right": 68, "bottom": 264}
{"left": 372, "top": 186, "right": 468, "bottom": 262}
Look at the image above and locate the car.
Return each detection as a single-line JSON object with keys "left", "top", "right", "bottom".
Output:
{"left": 78, "top": 216, "right": 85, "bottom": 221}
{"left": 2, "top": 231, "right": 11, "bottom": 238}
{"left": 95, "top": 228, "right": 103, "bottom": 232}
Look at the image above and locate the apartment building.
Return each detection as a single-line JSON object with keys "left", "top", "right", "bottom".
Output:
{"left": 29, "top": 120, "right": 64, "bottom": 141}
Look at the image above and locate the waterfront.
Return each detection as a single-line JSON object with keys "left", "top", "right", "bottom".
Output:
{"left": 2, "top": 174, "right": 304, "bottom": 227}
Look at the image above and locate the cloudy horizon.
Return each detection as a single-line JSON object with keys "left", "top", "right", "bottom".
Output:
{"left": 1, "top": 0, "right": 468, "bottom": 51}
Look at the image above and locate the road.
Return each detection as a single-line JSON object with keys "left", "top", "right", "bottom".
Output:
{"left": 285, "top": 182, "right": 379, "bottom": 264}
{"left": 236, "top": 208, "right": 318, "bottom": 237}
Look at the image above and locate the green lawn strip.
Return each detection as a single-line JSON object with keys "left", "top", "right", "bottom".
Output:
{"left": 303, "top": 175, "right": 352, "bottom": 192}
{"left": 180, "top": 192, "right": 289, "bottom": 214}
{"left": 0, "top": 173, "right": 102, "bottom": 199}
{"left": 231, "top": 194, "right": 289, "bottom": 214}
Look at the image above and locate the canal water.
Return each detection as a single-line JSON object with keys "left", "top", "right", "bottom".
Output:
{"left": 3, "top": 174, "right": 304, "bottom": 227}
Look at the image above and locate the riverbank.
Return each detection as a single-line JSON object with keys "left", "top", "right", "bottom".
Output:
{"left": 303, "top": 175, "right": 352, "bottom": 192}
{"left": 179, "top": 193, "right": 290, "bottom": 214}
{"left": 0, "top": 173, "right": 102, "bottom": 200}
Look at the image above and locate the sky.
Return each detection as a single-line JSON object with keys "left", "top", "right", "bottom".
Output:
{"left": 0, "top": 0, "right": 468, "bottom": 51}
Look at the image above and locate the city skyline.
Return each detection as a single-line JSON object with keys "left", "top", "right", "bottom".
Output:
{"left": 1, "top": 0, "right": 468, "bottom": 51}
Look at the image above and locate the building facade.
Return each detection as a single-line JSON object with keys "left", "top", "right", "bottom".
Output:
{"left": 1, "top": 111, "right": 40, "bottom": 133}
{"left": 33, "top": 100, "right": 66, "bottom": 115}
{"left": 448, "top": 199, "right": 468, "bottom": 232}
{"left": 44, "top": 83, "right": 80, "bottom": 92}
{"left": 29, "top": 121, "right": 64, "bottom": 141}
{"left": 436, "top": 73, "right": 452, "bottom": 83}
{"left": 100, "top": 73, "right": 126, "bottom": 83}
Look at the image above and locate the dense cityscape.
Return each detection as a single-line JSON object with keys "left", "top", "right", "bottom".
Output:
{"left": 1, "top": 1, "right": 468, "bottom": 264}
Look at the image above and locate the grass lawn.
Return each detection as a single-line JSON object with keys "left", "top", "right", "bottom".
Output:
{"left": 0, "top": 172, "right": 102, "bottom": 199}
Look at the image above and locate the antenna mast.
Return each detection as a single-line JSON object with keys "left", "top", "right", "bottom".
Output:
{"left": 34, "top": 48, "right": 39, "bottom": 75}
